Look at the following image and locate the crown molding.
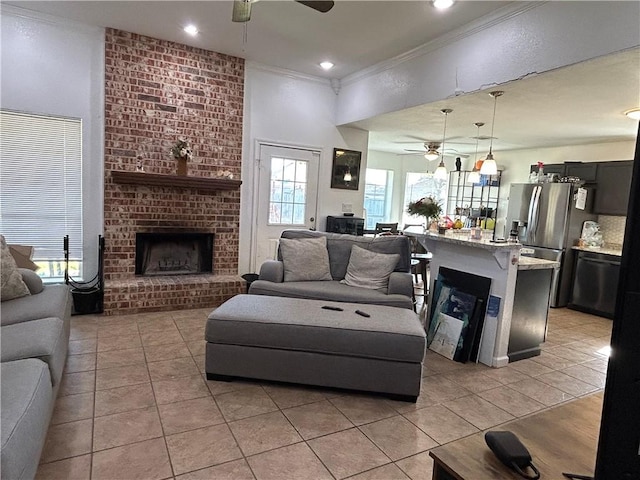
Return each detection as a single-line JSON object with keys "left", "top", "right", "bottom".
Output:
{"left": 341, "top": 1, "right": 544, "bottom": 87}
{"left": 0, "top": 3, "right": 104, "bottom": 35}
{"left": 247, "top": 61, "right": 333, "bottom": 87}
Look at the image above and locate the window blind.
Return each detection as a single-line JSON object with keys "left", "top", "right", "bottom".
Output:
{"left": 0, "top": 110, "right": 83, "bottom": 262}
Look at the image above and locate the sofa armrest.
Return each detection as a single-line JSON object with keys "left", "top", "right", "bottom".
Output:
{"left": 388, "top": 272, "right": 413, "bottom": 297}
{"left": 259, "top": 260, "right": 284, "bottom": 283}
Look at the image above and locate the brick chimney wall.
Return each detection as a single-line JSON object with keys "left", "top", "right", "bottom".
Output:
{"left": 102, "top": 29, "right": 245, "bottom": 314}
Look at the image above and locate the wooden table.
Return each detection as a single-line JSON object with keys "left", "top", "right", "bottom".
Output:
{"left": 430, "top": 393, "right": 603, "bottom": 480}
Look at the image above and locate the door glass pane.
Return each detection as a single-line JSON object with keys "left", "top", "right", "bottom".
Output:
{"left": 270, "top": 181, "right": 282, "bottom": 202}
{"left": 283, "top": 159, "right": 296, "bottom": 181}
{"left": 269, "top": 203, "right": 281, "bottom": 223}
{"left": 294, "top": 183, "right": 306, "bottom": 203}
{"left": 293, "top": 204, "right": 305, "bottom": 224}
{"left": 268, "top": 158, "right": 308, "bottom": 225}
{"left": 295, "top": 162, "right": 307, "bottom": 182}
{"left": 271, "top": 157, "right": 284, "bottom": 180}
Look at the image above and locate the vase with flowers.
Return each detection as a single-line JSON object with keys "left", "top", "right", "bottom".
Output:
{"left": 406, "top": 196, "right": 442, "bottom": 232}
{"left": 171, "top": 138, "right": 193, "bottom": 176}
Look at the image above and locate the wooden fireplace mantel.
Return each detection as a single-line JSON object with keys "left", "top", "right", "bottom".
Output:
{"left": 111, "top": 171, "right": 242, "bottom": 191}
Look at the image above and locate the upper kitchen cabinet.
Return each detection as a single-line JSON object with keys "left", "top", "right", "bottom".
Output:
{"left": 593, "top": 161, "right": 633, "bottom": 215}
{"left": 565, "top": 162, "right": 598, "bottom": 182}
{"left": 530, "top": 163, "right": 565, "bottom": 176}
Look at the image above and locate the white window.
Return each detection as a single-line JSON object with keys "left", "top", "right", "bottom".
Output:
{"left": 402, "top": 172, "right": 447, "bottom": 227}
{"left": 364, "top": 169, "right": 394, "bottom": 230}
{"left": 268, "top": 157, "right": 308, "bottom": 225}
{"left": 0, "top": 110, "right": 83, "bottom": 280}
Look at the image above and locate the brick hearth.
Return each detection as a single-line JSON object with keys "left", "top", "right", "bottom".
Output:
{"left": 102, "top": 29, "right": 245, "bottom": 315}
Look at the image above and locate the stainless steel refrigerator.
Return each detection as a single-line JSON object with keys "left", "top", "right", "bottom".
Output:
{"left": 506, "top": 183, "right": 597, "bottom": 307}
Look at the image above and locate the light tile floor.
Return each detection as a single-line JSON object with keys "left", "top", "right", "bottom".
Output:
{"left": 36, "top": 305, "right": 611, "bottom": 480}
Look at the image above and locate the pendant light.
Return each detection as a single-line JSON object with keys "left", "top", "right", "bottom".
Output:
{"left": 433, "top": 108, "right": 452, "bottom": 180}
{"left": 467, "top": 122, "right": 484, "bottom": 184}
{"left": 480, "top": 91, "right": 503, "bottom": 176}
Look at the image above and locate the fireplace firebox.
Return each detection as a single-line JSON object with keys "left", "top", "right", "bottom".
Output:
{"left": 135, "top": 232, "right": 213, "bottom": 276}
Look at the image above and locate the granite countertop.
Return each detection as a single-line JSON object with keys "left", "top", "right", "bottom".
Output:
{"left": 572, "top": 245, "right": 623, "bottom": 257}
{"left": 518, "top": 256, "right": 560, "bottom": 270}
{"left": 415, "top": 231, "right": 521, "bottom": 251}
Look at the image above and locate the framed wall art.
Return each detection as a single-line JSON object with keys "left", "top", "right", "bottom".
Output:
{"left": 330, "top": 148, "right": 361, "bottom": 190}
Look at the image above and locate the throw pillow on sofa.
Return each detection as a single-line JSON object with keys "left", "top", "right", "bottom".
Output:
{"left": 280, "top": 236, "right": 332, "bottom": 282}
{"left": 1, "top": 235, "right": 31, "bottom": 301}
{"left": 341, "top": 244, "right": 400, "bottom": 291}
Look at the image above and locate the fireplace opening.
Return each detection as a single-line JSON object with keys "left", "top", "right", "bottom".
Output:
{"left": 135, "top": 232, "right": 214, "bottom": 276}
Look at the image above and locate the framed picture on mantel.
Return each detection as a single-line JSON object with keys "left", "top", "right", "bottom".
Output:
{"left": 331, "top": 148, "right": 361, "bottom": 190}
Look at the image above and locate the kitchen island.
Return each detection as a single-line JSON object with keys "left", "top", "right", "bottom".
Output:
{"left": 406, "top": 230, "right": 558, "bottom": 367}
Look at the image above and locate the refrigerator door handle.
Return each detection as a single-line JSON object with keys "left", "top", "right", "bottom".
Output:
{"left": 526, "top": 185, "right": 541, "bottom": 244}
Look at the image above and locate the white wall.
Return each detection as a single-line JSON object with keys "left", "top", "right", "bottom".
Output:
{"left": 1, "top": 6, "right": 105, "bottom": 279}
{"left": 239, "top": 63, "right": 369, "bottom": 273}
{"left": 337, "top": 1, "right": 640, "bottom": 125}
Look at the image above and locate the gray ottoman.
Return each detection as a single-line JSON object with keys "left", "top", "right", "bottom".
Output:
{"left": 205, "top": 294, "right": 426, "bottom": 402}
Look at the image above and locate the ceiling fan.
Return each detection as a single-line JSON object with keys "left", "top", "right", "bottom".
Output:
{"left": 403, "top": 142, "right": 470, "bottom": 159}
{"left": 232, "top": 0, "right": 335, "bottom": 23}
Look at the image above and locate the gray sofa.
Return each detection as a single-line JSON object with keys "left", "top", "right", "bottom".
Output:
{"left": 249, "top": 230, "right": 414, "bottom": 309}
{"left": 1, "top": 269, "right": 72, "bottom": 480}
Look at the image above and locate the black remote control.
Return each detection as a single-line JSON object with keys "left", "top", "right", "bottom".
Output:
{"left": 322, "top": 305, "right": 343, "bottom": 311}
{"left": 355, "top": 310, "right": 370, "bottom": 317}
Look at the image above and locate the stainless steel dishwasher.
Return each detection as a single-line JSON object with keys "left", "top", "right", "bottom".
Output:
{"left": 569, "top": 251, "right": 621, "bottom": 318}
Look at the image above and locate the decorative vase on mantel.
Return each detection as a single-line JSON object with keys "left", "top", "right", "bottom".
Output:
{"left": 176, "top": 157, "right": 188, "bottom": 176}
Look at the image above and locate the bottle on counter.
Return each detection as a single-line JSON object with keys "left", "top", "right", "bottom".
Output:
{"left": 471, "top": 219, "right": 483, "bottom": 240}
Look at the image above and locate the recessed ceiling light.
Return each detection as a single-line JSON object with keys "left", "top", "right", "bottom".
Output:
{"left": 433, "top": 0, "right": 454, "bottom": 9}
{"left": 183, "top": 25, "right": 199, "bottom": 36}
{"left": 320, "top": 61, "right": 334, "bottom": 70}
{"left": 624, "top": 108, "right": 640, "bottom": 120}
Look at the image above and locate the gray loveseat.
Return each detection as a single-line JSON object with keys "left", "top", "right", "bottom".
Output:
{"left": 1, "top": 269, "right": 72, "bottom": 480}
{"left": 249, "top": 229, "right": 414, "bottom": 309}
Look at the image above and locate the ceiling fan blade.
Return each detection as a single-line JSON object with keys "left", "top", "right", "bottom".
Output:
{"left": 232, "top": 0, "right": 252, "bottom": 22}
{"left": 295, "top": 1, "right": 335, "bottom": 13}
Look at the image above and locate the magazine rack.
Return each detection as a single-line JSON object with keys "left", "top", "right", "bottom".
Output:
{"left": 65, "top": 235, "right": 105, "bottom": 315}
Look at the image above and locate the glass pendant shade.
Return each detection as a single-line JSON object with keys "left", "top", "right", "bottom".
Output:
{"left": 343, "top": 170, "right": 352, "bottom": 182}
{"left": 467, "top": 170, "right": 481, "bottom": 184}
{"left": 434, "top": 160, "right": 448, "bottom": 180}
{"left": 425, "top": 149, "right": 440, "bottom": 161}
{"left": 479, "top": 152, "right": 498, "bottom": 175}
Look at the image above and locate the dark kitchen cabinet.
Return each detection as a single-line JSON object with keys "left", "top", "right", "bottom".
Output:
{"left": 565, "top": 162, "right": 598, "bottom": 182}
{"left": 569, "top": 251, "right": 621, "bottom": 318}
{"left": 593, "top": 161, "right": 633, "bottom": 215}
{"left": 530, "top": 163, "right": 565, "bottom": 176}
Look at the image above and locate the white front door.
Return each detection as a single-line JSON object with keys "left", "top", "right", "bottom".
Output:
{"left": 253, "top": 144, "right": 320, "bottom": 271}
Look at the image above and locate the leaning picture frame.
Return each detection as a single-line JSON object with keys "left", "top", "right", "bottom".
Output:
{"left": 331, "top": 148, "right": 361, "bottom": 190}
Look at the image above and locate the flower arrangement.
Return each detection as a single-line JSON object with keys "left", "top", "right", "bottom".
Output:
{"left": 170, "top": 138, "right": 193, "bottom": 161}
{"left": 406, "top": 196, "right": 442, "bottom": 222}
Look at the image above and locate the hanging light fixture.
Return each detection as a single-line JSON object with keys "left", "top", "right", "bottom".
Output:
{"left": 424, "top": 143, "right": 440, "bottom": 161}
{"left": 433, "top": 108, "right": 452, "bottom": 180}
{"left": 343, "top": 167, "right": 352, "bottom": 182}
{"left": 467, "top": 122, "right": 484, "bottom": 184}
{"left": 480, "top": 91, "right": 503, "bottom": 176}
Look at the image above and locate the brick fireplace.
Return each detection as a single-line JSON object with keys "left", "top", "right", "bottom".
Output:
{"left": 102, "top": 29, "right": 245, "bottom": 314}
